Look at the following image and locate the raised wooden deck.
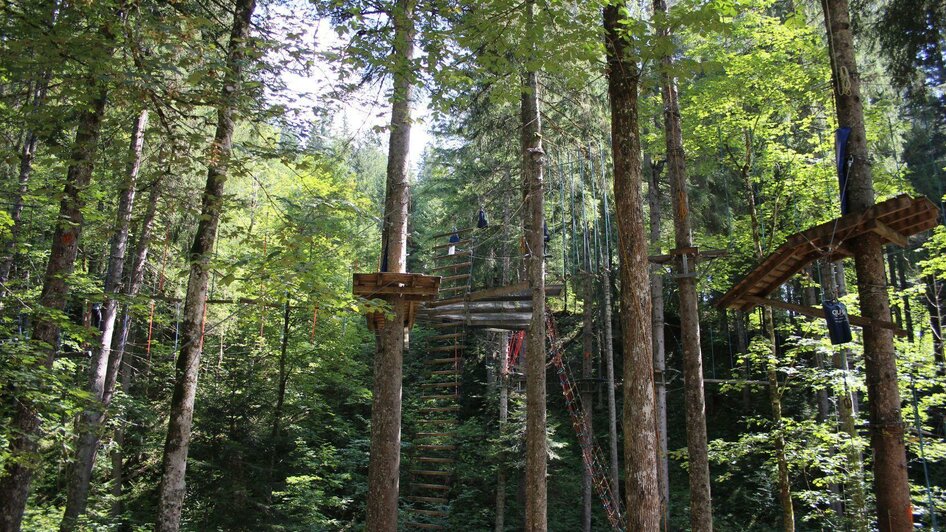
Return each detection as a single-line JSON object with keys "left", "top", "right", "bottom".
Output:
{"left": 718, "top": 195, "right": 939, "bottom": 312}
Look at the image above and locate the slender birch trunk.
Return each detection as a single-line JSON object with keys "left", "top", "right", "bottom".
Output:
{"left": 156, "top": 2, "right": 256, "bottom": 529}
{"left": 61, "top": 109, "right": 149, "bottom": 531}
{"left": 647, "top": 158, "right": 670, "bottom": 521}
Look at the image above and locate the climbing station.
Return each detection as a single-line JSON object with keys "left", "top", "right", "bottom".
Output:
{"left": 718, "top": 194, "right": 940, "bottom": 327}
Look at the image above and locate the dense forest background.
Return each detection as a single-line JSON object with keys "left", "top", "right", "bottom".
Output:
{"left": 0, "top": 0, "right": 944, "bottom": 530}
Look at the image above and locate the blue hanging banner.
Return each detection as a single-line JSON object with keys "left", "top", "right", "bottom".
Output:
{"left": 835, "top": 127, "right": 853, "bottom": 215}
{"left": 823, "top": 299, "right": 853, "bottom": 345}
{"left": 477, "top": 208, "right": 489, "bottom": 229}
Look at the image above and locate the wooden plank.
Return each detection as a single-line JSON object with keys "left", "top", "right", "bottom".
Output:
{"left": 433, "top": 250, "right": 471, "bottom": 260}
{"left": 430, "top": 262, "right": 472, "bottom": 273}
{"left": 430, "top": 227, "right": 474, "bottom": 239}
{"left": 741, "top": 295, "right": 907, "bottom": 337}
{"left": 865, "top": 218, "right": 908, "bottom": 247}
{"left": 432, "top": 239, "right": 472, "bottom": 250}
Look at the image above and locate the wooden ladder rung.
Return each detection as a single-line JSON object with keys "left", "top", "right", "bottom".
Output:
{"left": 430, "top": 369, "right": 460, "bottom": 376}
{"left": 417, "top": 444, "right": 456, "bottom": 451}
{"left": 433, "top": 251, "right": 471, "bottom": 261}
{"left": 441, "top": 273, "right": 470, "bottom": 282}
{"left": 413, "top": 508, "right": 449, "bottom": 517}
{"left": 417, "top": 431, "right": 455, "bottom": 437}
{"left": 430, "top": 345, "right": 464, "bottom": 353}
{"left": 430, "top": 262, "right": 472, "bottom": 273}
{"left": 410, "top": 472, "right": 451, "bottom": 479}
{"left": 432, "top": 239, "right": 472, "bottom": 250}
{"left": 419, "top": 406, "right": 460, "bottom": 413}
{"left": 416, "top": 418, "right": 456, "bottom": 424}
{"left": 421, "top": 382, "right": 460, "bottom": 388}
{"left": 407, "top": 495, "right": 449, "bottom": 503}
{"left": 430, "top": 322, "right": 461, "bottom": 329}
{"left": 418, "top": 457, "right": 455, "bottom": 464}
{"left": 430, "top": 333, "right": 462, "bottom": 340}
{"left": 406, "top": 522, "right": 446, "bottom": 530}
{"left": 420, "top": 394, "right": 458, "bottom": 400}
{"left": 438, "top": 286, "right": 468, "bottom": 293}
{"left": 423, "top": 358, "right": 460, "bottom": 365}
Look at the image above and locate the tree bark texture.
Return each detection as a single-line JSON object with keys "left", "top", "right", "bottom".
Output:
{"left": 652, "top": 1, "right": 713, "bottom": 527}
{"left": 647, "top": 159, "right": 670, "bottom": 521}
{"left": 0, "top": 86, "right": 108, "bottom": 532}
{"left": 821, "top": 1, "right": 912, "bottom": 529}
{"left": 365, "top": 1, "right": 414, "bottom": 530}
{"left": 581, "top": 275, "right": 594, "bottom": 532}
{"left": 495, "top": 333, "right": 509, "bottom": 532}
{"left": 604, "top": 5, "right": 661, "bottom": 529}
{"left": 521, "top": 3, "right": 548, "bottom": 527}
{"left": 110, "top": 173, "right": 163, "bottom": 521}
{"left": 156, "top": 2, "right": 256, "bottom": 530}
{"left": 61, "top": 109, "right": 148, "bottom": 532}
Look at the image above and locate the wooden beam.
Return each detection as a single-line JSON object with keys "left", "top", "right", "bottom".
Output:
{"left": 704, "top": 378, "right": 769, "bottom": 386}
{"left": 865, "top": 218, "right": 908, "bottom": 247}
{"left": 741, "top": 295, "right": 907, "bottom": 337}
{"left": 429, "top": 227, "right": 474, "bottom": 239}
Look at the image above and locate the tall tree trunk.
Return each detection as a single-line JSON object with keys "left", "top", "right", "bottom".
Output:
{"left": 820, "top": 261, "right": 869, "bottom": 531}
{"left": 821, "top": 2, "right": 912, "bottom": 529}
{"left": 0, "top": 82, "right": 108, "bottom": 532}
{"left": 521, "top": 3, "right": 547, "bottom": 529}
{"left": 0, "top": 2, "right": 57, "bottom": 289}
{"left": 61, "top": 109, "right": 149, "bottom": 532}
{"left": 604, "top": 4, "right": 660, "bottom": 529}
{"left": 652, "top": 2, "right": 713, "bottom": 527}
{"left": 596, "top": 143, "right": 620, "bottom": 502}
{"left": 739, "top": 127, "right": 794, "bottom": 531}
{"left": 647, "top": 158, "right": 670, "bottom": 522}
{"left": 155, "top": 2, "right": 256, "bottom": 530}
{"left": 365, "top": 1, "right": 414, "bottom": 530}
{"left": 495, "top": 332, "right": 509, "bottom": 532}
{"left": 110, "top": 172, "right": 163, "bottom": 521}
{"left": 581, "top": 275, "right": 594, "bottom": 532}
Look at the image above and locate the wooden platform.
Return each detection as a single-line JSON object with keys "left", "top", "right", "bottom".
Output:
{"left": 353, "top": 272, "right": 441, "bottom": 301}
{"left": 417, "top": 282, "right": 563, "bottom": 330}
{"left": 353, "top": 272, "right": 441, "bottom": 331}
{"left": 718, "top": 195, "right": 939, "bottom": 312}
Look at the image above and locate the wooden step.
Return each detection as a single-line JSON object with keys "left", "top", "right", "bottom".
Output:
{"left": 411, "top": 471, "right": 451, "bottom": 478}
{"left": 430, "top": 345, "right": 464, "bottom": 353}
{"left": 421, "top": 382, "right": 460, "bottom": 388}
{"left": 432, "top": 239, "right": 472, "bottom": 250}
{"left": 423, "top": 357, "right": 460, "bottom": 365}
{"left": 417, "top": 444, "right": 457, "bottom": 451}
{"left": 417, "top": 418, "right": 457, "bottom": 424}
{"left": 419, "top": 405, "right": 460, "bottom": 413}
{"left": 418, "top": 456, "right": 455, "bottom": 464}
{"left": 420, "top": 394, "right": 458, "bottom": 400}
{"left": 441, "top": 273, "right": 470, "bottom": 283}
{"left": 434, "top": 251, "right": 471, "bottom": 261}
{"left": 431, "top": 322, "right": 461, "bottom": 329}
{"left": 417, "top": 432, "right": 455, "bottom": 438}
{"left": 438, "top": 285, "right": 468, "bottom": 293}
{"left": 430, "top": 262, "right": 472, "bottom": 273}
{"left": 413, "top": 482, "right": 450, "bottom": 491}
{"left": 430, "top": 369, "right": 460, "bottom": 376}
{"left": 413, "top": 508, "right": 449, "bottom": 517}
{"left": 406, "top": 522, "right": 446, "bottom": 530}
{"left": 430, "top": 333, "right": 462, "bottom": 340}
{"left": 431, "top": 227, "right": 474, "bottom": 239}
